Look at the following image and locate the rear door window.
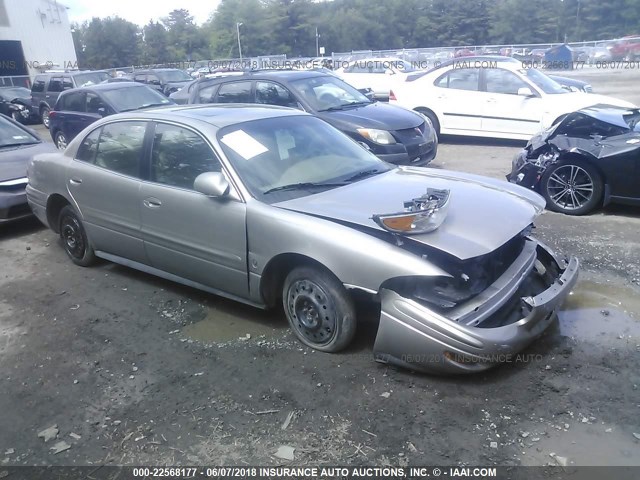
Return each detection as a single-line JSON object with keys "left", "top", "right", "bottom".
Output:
{"left": 60, "top": 92, "right": 86, "bottom": 112}
{"left": 48, "top": 77, "right": 64, "bottom": 93}
{"left": 434, "top": 68, "right": 480, "bottom": 91}
{"left": 93, "top": 121, "right": 147, "bottom": 177}
{"left": 215, "top": 81, "right": 253, "bottom": 103}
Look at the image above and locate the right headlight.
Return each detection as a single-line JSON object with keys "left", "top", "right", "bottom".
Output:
{"left": 357, "top": 128, "right": 396, "bottom": 145}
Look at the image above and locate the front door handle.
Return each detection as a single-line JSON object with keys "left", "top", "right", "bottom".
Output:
{"left": 143, "top": 198, "right": 162, "bottom": 208}
{"left": 69, "top": 178, "right": 82, "bottom": 185}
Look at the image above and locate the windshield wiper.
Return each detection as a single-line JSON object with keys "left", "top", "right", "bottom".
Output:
{"left": 0, "top": 141, "right": 39, "bottom": 149}
{"left": 263, "top": 181, "right": 347, "bottom": 194}
{"left": 318, "top": 101, "right": 371, "bottom": 112}
{"left": 119, "top": 103, "right": 169, "bottom": 112}
{"left": 343, "top": 169, "right": 385, "bottom": 182}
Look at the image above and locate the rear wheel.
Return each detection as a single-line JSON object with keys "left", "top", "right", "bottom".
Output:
{"left": 58, "top": 206, "right": 96, "bottom": 266}
{"left": 541, "top": 160, "right": 603, "bottom": 215}
{"left": 54, "top": 131, "right": 67, "bottom": 149}
{"left": 282, "top": 266, "right": 356, "bottom": 352}
{"left": 41, "top": 107, "right": 51, "bottom": 129}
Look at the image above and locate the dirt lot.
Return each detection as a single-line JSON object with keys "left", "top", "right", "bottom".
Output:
{"left": 1, "top": 70, "right": 639, "bottom": 470}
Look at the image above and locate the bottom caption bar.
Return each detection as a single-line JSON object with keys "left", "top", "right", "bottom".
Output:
{"left": 0, "top": 466, "right": 638, "bottom": 480}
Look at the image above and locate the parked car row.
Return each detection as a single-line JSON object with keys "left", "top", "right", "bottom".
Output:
{"left": 3, "top": 61, "right": 638, "bottom": 372}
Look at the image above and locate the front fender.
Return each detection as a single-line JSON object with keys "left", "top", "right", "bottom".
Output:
{"left": 246, "top": 200, "right": 450, "bottom": 303}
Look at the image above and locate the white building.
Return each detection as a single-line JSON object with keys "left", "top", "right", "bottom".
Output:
{"left": 0, "top": 0, "right": 77, "bottom": 85}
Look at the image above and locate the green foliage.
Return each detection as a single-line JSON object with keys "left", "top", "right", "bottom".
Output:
{"left": 71, "top": 0, "right": 640, "bottom": 68}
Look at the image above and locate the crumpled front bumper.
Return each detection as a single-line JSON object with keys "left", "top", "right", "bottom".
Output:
{"left": 506, "top": 149, "right": 543, "bottom": 189}
{"left": 373, "top": 240, "right": 579, "bottom": 374}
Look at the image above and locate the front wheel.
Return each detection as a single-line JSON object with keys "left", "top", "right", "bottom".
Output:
{"left": 59, "top": 206, "right": 96, "bottom": 266}
{"left": 540, "top": 161, "right": 603, "bottom": 215}
{"left": 282, "top": 266, "right": 356, "bottom": 352}
{"left": 415, "top": 108, "right": 440, "bottom": 139}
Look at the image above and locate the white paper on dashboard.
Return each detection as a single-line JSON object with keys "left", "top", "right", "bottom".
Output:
{"left": 220, "top": 130, "right": 269, "bottom": 160}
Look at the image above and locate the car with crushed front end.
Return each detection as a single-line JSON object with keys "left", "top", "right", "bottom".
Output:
{"left": 508, "top": 105, "right": 640, "bottom": 215}
{"left": 26, "top": 105, "right": 578, "bottom": 374}
{"left": 0, "top": 115, "right": 57, "bottom": 224}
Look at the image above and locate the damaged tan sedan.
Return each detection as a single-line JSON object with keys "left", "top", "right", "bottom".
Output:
{"left": 26, "top": 105, "right": 578, "bottom": 374}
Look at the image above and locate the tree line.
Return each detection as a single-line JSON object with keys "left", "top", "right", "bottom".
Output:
{"left": 71, "top": 0, "right": 640, "bottom": 69}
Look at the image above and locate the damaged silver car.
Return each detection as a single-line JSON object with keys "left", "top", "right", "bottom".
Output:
{"left": 26, "top": 105, "right": 578, "bottom": 374}
{"left": 508, "top": 105, "right": 640, "bottom": 215}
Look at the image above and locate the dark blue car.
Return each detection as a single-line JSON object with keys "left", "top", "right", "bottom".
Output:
{"left": 49, "top": 83, "right": 173, "bottom": 149}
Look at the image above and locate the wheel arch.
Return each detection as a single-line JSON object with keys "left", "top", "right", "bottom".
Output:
{"left": 413, "top": 107, "right": 440, "bottom": 134}
{"left": 46, "top": 194, "right": 71, "bottom": 233}
{"left": 259, "top": 253, "right": 343, "bottom": 309}
{"left": 556, "top": 151, "right": 608, "bottom": 190}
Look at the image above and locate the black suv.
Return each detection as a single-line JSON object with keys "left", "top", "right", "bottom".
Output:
{"left": 131, "top": 69, "right": 193, "bottom": 96}
{"left": 30, "top": 71, "right": 111, "bottom": 128}
{"left": 188, "top": 70, "right": 437, "bottom": 166}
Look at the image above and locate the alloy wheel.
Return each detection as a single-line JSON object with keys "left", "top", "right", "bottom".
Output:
{"left": 546, "top": 164, "right": 594, "bottom": 211}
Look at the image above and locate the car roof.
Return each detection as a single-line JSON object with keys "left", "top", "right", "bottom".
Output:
{"left": 58, "top": 82, "right": 150, "bottom": 94}
{"left": 198, "top": 69, "right": 326, "bottom": 85}
{"left": 117, "top": 104, "right": 308, "bottom": 128}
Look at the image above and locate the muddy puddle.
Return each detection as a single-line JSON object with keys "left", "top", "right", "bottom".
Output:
{"left": 182, "top": 303, "right": 286, "bottom": 344}
{"left": 555, "top": 280, "right": 640, "bottom": 344}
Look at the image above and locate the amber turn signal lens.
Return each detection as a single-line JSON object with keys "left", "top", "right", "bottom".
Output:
{"left": 381, "top": 214, "right": 416, "bottom": 231}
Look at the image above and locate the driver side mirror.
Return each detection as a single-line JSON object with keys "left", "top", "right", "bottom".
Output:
{"left": 194, "top": 172, "right": 229, "bottom": 197}
{"left": 517, "top": 87, "right": 535, "bottom": 97}
{"left": 97, "top": 107, "right": 107, "bottom": 116}
{"left": 149, "top": 79, "right": 161, "bottom": 86}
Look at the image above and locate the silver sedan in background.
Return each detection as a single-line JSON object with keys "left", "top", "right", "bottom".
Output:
{"left": 26, "top": 105, "right": 578, "bottom": 374}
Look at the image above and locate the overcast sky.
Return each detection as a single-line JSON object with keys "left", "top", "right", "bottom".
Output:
{"left": 62, "top": 0, "right": 221, "bottom": 26}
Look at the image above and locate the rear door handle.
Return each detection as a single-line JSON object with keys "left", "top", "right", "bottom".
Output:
{"left": 143, "top": 198, "right": 162, "bottom": 208}
{"left": 69, "top": 178, "right": 82, "bottom": 185}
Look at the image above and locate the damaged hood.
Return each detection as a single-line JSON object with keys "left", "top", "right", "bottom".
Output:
{"left": 275, "top": 167, "right": 545, "bottom": 260}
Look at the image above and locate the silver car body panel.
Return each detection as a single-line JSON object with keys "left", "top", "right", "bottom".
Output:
{"left": 26, "top": 105, "right": 578, "bottom": 374}
{"left": 275, "top": 166, "right": 545, "bottom": 260}
{"left": 374, "top": 241, "right": 579, "bottom": 374}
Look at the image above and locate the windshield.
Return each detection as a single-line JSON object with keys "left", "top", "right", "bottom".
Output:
{"left": 0, "top": 116, "right": 39, "bottom": 148}
{"left": 101, "top": 85, "right": 172, "bottom": 112}
{"left": 73, "top": 72, "right": 111, "bottom": 87}
{"left": 0, "top": 87, "right": 30, "bottom": 100}
{"left": 157, "top": 70, "right": 192, "bottom": 82}
{"left": 217, "top": 115, "right": 391, "bottom": 203}
{"left": 521, "top": 68, "right": 567, "bottom": 94}
{"left": 289, "top": 75, "right": 372, "bottom": 112}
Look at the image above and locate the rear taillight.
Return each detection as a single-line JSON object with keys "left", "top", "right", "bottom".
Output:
{"left": 389, "top": 90, "right": 397, "bottom": 101}
{"left": 49, "top": 111, "right": 56, "bottom": 118}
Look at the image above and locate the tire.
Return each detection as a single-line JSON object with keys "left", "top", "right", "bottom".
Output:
{"left": 282, "top": 265, "right": 356, "bottom": 352}
{"left": 41, "top": 106, "right": 51, "bottom": 129}
{"left": 54, "top": 131, "right": 67, "bottom": 150}
{"left": 540, "top": 160, "right": 603, "bottom": 215}
{"left": 58, "top": 206, "right": 96, "bottom": 266}
{"left": 416, "top": 108, "right": 440, "bottom": 139}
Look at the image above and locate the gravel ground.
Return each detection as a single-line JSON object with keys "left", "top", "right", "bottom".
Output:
{"left": 1, "top": 71, "right": 639, "bottom": 471}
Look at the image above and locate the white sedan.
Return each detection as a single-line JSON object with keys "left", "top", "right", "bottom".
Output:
{"left": 334, "top": 58, "right": 420, "bottom": 101}
{"left": 389, "top": 57, "right": 636, "bottom": 140}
